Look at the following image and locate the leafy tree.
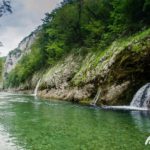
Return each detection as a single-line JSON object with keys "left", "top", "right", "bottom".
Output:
{"left": 5, "top": 0, "right": 150, "bottom": 87}
{"left": 109, "top": 0, "right": 150, "bottom": 35}
{"left": 0, "top": 0, "right": 12, "bottom": 46}
{"left": 0, "top": 0, "right": 12, "bottom": 17}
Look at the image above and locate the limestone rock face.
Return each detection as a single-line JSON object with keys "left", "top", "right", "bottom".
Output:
{"left": 3, "top": 28, "right": 150, "bottom": 106}
{"left": 99, "top": 81, "right": 130, "bottom": 105}
{"left": 40, "top": 55, "right": 81, "bottom": 89}
{"left": 37, "top": 34, "right": 150, "bottom": 105}
{"left": 3, "top": 27, "right": 40, "bottom": 79}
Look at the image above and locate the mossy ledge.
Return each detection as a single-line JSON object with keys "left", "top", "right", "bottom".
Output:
{"left": 4, "top": 28, "right": 150, "bottom": 106}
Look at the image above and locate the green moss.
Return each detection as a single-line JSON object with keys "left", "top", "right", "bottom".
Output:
{"left": 79, "top": 98, "right": 92, "bottom": 105}
{"left": 71, "top": 28, "right": 150, "bottom": 87}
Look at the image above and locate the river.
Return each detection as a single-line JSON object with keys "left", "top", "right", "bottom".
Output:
{"left": 0, "top": 92, "right": 150, "bottom": 150}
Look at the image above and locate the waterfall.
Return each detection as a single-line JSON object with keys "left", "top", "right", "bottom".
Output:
{"left": 101, "top": 83, "right": 150, "bottom": 111}
{"left": 34, "top": 79, "right": 41, "bottom": 96}
{"left": 91, "top": 88, "right": 101, "bottom": 106}
{"left": 130, "top": 83, "right": 150, "bottom": 108}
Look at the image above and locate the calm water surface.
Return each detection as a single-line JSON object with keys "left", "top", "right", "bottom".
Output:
{"left": 0, "top": 92, "right": 150, "bottom": 150}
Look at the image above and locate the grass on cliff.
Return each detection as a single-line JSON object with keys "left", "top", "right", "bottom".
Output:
{"left": 5, "top": 0, "right": 150, "bottom": 88}
{"left": 72, "top": 28, "right": 150, "bottom": 86}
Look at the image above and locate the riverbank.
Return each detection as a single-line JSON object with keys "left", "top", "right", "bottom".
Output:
{"left": 3, "top": 28, "right": 150, "bottom": 106}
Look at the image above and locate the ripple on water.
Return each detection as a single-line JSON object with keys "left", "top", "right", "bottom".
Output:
{"left": 0, "top": 125, "right": 24, "bottom": 150}
{"left": 0, "top": 92, "right": 150, "bottom": 150}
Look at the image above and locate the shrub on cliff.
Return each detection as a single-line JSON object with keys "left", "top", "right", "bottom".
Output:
{"left": 5, "top": 0, "right": 150, "bottom": 87}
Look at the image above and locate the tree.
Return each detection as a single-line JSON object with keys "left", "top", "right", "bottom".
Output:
{"left": 0, "top": 0, "right": 12, "bottom": 17}
{"left": 0, "top": 0, "right": 12, "bottom": 47}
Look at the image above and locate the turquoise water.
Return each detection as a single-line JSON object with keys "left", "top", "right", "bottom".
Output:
{"left": 0, "top": 93, "right": 150, "bottom": 150}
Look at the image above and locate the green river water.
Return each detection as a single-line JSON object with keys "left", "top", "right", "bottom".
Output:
{"left": 0, "top": 92, "right": 150, "bottom": 150}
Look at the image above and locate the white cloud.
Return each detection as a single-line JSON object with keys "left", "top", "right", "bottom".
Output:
{"left": 0, "top": 0, "right": 62, "bottom": 56}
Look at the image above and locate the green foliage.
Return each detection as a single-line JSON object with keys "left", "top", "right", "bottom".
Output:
{"left": 6, "top": 0, "right": 150, "bottom": 88}
{"left": 0, "top": 0, "right": 12, "bottom": 17}
{"left": 109, "top": 0, "right": 150, "bottom": 35}
{"left": 0, "top": 57, "right": 5, "bottom": 81}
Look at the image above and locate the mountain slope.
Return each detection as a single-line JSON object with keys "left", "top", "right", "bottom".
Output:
{"left": 3, "top": 28, "right": 150, "bottom": 106}
{"left": 3, "top": 0, "right": 150, "bottom": 105}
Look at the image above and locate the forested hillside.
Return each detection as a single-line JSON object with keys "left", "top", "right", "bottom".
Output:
{"left": 5, "top": 0, "right": 150, "bottom": 87}
{"left": 3, "top": 0, "right": 150, "bottom": 105}
{"left": 1, "top": 1, "right": 150, "bottom": 150}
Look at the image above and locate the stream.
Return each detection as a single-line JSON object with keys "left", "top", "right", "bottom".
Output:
{"left": 0, "top": 92, "right": 150, "bottom": 150}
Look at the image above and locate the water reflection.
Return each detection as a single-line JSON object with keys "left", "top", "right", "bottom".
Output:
{"left": 130, "top": 111, "right": 150, "bottom": 133}
{"left": 0, "top": 93, "right": 150, "bottom": 149}
{"left": 0, "top": 124, "right": 23, "bottom": 150}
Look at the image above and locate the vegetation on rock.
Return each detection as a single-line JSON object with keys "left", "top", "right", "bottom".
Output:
{"left": 5, "top": 0, "right": 150, "bottom": 88}
{"left": 3, "top": 0, "right": 150, "bottom": 105}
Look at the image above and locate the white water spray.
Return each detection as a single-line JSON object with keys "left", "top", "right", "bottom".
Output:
{"left": 34, "top": 79, "right": 41, "bottom": 96}
{"left": 91, "top": 88, "right": 101, "bottom": 106}
{"left": 130, "top": 83, "right": 150, "bottom": 108}
{"left": 103, "top": 83, "right": 150, "bottom": 111}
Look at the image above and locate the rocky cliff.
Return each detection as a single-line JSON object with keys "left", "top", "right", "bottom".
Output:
{"left": 3, "top": 28, "right": 150, "bottom": 106}
{"left": 37, "top": 29, "right": 150, "bottom": 105}
{"left": 3, "top": 27, "right": 41, "bottom": 79}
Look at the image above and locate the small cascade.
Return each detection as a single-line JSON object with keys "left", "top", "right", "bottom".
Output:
{"left": 130, "top": 83, "right": 150, "bottom": 108}
{"left": 91, "top": 88, "right": 101, "bottom": 106}
{"left": 34, "top": 79, "right": 41, "bottom": 96}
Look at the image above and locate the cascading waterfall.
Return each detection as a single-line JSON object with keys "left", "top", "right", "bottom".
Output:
{"left": 130, "top": 83, "right": 150, "bottom": 108}
{"left": 102, "top": 83, "right": 150, "bottom": 111}
{"left": 34, "top": 79, "right": 41, "bottom": 96}
{"left": 91, "top": 88, "right": 101, "bottom": 106}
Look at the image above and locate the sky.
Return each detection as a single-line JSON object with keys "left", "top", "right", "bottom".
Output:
{"left": 0, "top": 0, "right": 62, "bottom": 56}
